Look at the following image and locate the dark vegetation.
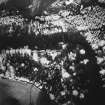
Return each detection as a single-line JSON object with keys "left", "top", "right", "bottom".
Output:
{"left": 0, "top": 0, "right": 57, "bottom": 18}
{"left": 0, "top": 32, "right": 102, "bottom": 105}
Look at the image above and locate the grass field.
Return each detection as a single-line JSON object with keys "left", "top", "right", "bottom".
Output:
{"left": 0, "top": 78, "right": 56, "bottom": 105}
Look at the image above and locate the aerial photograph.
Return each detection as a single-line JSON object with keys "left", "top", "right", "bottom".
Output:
{"left": 0, "top": 0, "right": 105, "bottom": 105}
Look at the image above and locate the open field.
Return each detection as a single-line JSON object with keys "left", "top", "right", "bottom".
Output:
{"left": 0, "top": 78, "right": 56, "bottom": 105}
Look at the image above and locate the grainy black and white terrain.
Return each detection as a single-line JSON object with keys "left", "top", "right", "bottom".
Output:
{"left": 0, "top": 0, "right": 105, "bottom": 105}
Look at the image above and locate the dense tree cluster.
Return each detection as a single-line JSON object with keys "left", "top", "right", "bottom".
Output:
{"left": 0, "top": 32, "right": 100, "bottom": 105}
